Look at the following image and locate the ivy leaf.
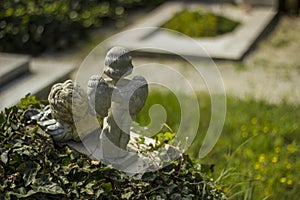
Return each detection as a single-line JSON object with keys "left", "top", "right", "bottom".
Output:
{"left": 17, "top": 161, "right": 41, "bottom": 186}
{"left": 0, "top": 165, "right": 4, "bottom": 176}
{"left": 6, "top": 190, "right": 37, "bottom": 199}
{"left": 0, "top": 113, "right": 5, "bottom": 123}
{"left": 121, "top": 191, "right": 134, "bottom": 199}
{"left": 170, "top": 193, "right": 182, "bottom": 199}
{"left": 83, "top": 181, "right": 96, "bottom": 195}
{"left": 18, "top": 94, "right": 40, "bottom": 109}
{"left": 31, "top": 180, "right": 65, "bottom": 194}
{"left": 95, "top": 188, "right": 104, "bottom": 198}
{"left": 142, "top": 172, "right": 156, "bottom": 182}
{"left": 1, "top": 150, "right": 9, "bottom": 164}
{"left": 100, "top": 182, "right": 112, "bottom": 192}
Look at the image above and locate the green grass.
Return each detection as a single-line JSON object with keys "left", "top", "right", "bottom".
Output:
{"left": 161, "top": 9, "right": 240, "bottom": 38}
{"left": 136, "top": 91, "right": 300, "bottom": 199}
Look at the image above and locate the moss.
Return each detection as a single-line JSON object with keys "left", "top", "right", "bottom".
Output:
{"left": 161, "top": 9, "right": 240, "bottom": 38}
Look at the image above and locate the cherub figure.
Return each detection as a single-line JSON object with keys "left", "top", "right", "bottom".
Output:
{"left": 88, "top": 47, "right": 148, "bottom": 159}
{"left": 27, "top": 47, "right": 148, "bottom": 161}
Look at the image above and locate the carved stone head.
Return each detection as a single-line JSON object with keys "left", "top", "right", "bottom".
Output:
{"left": 104, "top": 46, "right": 133, "bottom": 80}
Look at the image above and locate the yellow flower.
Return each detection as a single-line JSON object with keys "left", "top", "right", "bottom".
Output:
{"left": 242, "top": 132, "right": 248, "bottom": 138}
{"left": 287, "top": 144, "right": 298, "bottom": 153}
{"left": 256, "top": 174, "right": 262, "bottom": 180}
{"left": 255, "top": 163, "right": 260, "bottom": 170}
{"left": 287, "top": 180, "right": 293, "bottom": 185}
{"left": 259, "top": 154, "right": 265, "bottom": 163}
{"left": 271, "top": 156, "right": 278, "bottom": 163}
{"left": 286, "top": 163, "right": 292, "bottom": 169}
{"left": 274, "top": 147, "right": 281, "bottom": 154}
{"left": 263, "top": 126, "right": 269, "bottom": 133}
{"left": 241, "top": 125, "right": 247, "bottom": 131}
{"left": 251, "top": 117, "right": 257, "bottom": 125}
{"left": 252, "top": 129, "right": 258, "bottom": 136}
{"left": 280, "top": 177, "right": 286, "bottom": 183}
{"left": 223, "top": 187, "right": 229, "bottom": 193}
{"left": 264, "top": 189, "right": 270, "bottom": 196}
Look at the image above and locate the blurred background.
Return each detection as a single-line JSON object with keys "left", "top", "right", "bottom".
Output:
{"left": 1, "top": 0, "right": 300, "bottom": 199}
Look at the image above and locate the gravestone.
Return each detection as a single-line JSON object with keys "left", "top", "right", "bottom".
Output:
{"left": 239, "top": 0, "right": 277, "bottom": 7}
{"left": 0, "top": 53, "right": 30, "bottom": 87}
{"left": 108, "top": 1, "right": 277, "bottom": 60}
{"left": 0, "top": 53, "right": 75, "bottom": 110}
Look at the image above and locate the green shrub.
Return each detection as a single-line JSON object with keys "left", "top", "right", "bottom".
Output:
{"left": 161, "top": 9, "right": 240, "bottom": 38}
{"left": 278, "top": 0, "right": 300, "bottom": 15}
{"left": 0, "top": 95, "right": 226, "bottom": 199}
{"left": 0, "top": 0, "right": 165, "bottom": 55}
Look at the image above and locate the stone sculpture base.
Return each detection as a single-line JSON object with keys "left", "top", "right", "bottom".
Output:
{"left": 63, "top": 129, "right": 181, "bottom": 176}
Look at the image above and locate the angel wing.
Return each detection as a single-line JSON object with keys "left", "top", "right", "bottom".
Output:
{"left": 87, "top": 75, "right": 113, "bottom": 118}
{"left": 128, "top": 76, "right": 148, "bottom": 116}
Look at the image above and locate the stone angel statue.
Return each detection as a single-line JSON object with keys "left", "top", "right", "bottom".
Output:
{"left": 26, "top": 47, "right": 179, "bottom": 174}
{"left": 26, "top": 47, "right": 149, "bottom": 163}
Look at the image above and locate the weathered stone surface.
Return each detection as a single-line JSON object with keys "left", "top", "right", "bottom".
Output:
{"left": 99, "top": 47, "right": 148, "bottom": 159}
{"left": 33, "top": 47, "right": 148, "bottom": 158}
{"left": 0, "top": 59, "right": 75, "bottom": 110}
{"left": 48, "top": 80, "right": 89, "bottom": 124}
{"left": 87, "top": 75, "right": 112, "bottom": 118}
{"left": 243, "top": 0, "right": 277, "bottom": 7}
{"left": 109, "top": 2, "right": 277, "bottom": 60}
{"left": 27, "top": 47, "right": 181, "bottom": 175}
{"left": 104, "top": 47, "right": 133, "bottom": 80}
{"left": 0, "top": 53, "right": 30, "bottom": 87}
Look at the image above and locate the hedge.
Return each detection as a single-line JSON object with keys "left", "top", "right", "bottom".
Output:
{"left": 0, "top": 0, "right": 164, "bottom": 55}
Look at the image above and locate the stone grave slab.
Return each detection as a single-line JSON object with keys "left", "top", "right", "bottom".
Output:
{"left": 109, "top": 2, "right": 277, "bottom": 60}
{"left": 0, "top": 53, "right": 30, "bottom": 87}
{"left": 0, "top": 59, "right": 75, "bottom": 110}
